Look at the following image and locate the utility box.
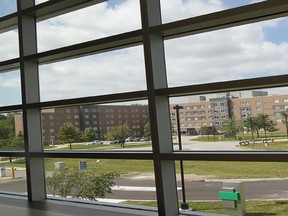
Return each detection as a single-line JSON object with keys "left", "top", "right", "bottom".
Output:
{"left": 219, "top": 181, "right": 246, "bottom": 216}
{"left": 54, "top": 162, "right": 64, "bottom": 170}
{"left": 0, "top": 165, "right": 6, "bottom": 177}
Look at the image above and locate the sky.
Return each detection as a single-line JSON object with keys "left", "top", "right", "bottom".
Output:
{"left": 0, "top": 0, "right": 288, "bottom": 106}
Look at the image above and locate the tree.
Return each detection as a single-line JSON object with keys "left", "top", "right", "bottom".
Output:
{"left": 267, "top": 120, "right": 279, "bottom": 136}
{"left": 254, "top": 113, "right": 275, "bottom": 140}
{"left": 144, "top": 122, "right": 151, "bottom": 138}
{"left": 220, "top": 118, "right": 242, "bottom": 140}
{"left": 281, "top": 109, "right": 288, "bottom": 140}
{"left": 105, "top": 123, "right": 131, "bottom": 147}
{"left": 199, "top": 126, "right": 209, "bottom": 137}
{"left": 58, "top": 123, "right": 80, "bottom": 149}
{"left": 243, "top": 115, "right": 257, "bottom": 140}
{"left": 0, "top": 113, "right": 15, "bottom": 140}
{"left": 82, "top": 127, "right": 96, "bottom": 142}
{"left": 0, "top": 113, "right": 24, "bottom": 151}
{"left": 46, "top": 166, "right": 119, "bottom": 200}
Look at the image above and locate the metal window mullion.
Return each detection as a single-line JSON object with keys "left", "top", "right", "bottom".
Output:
{"left": 140, "top": 0, "right": 178, "bottom": 215}
{"left": 17, "top": 0, "right": 46, "bottom": 201}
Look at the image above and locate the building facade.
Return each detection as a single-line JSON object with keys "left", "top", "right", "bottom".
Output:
{"left": 15, "top": 104, "right": 149, "bottom": 144}
{"left": 171, "top": 92, "right": 288, "bottom": 135}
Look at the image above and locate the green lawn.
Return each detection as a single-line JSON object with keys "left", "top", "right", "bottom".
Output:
{"left": 193, "top": 132, "right": 288, "bottom": 142}
{"left": 3, "top": 158, "right": 288, "bottom": 179}
{"left": 240, "top": 140, "right": 288, "bottom": 151}
{"left": 44, "top": 142, "right": 152, "bottom": 151}
{"left": 123, "top": 200, "right": 288, "bottom": 216}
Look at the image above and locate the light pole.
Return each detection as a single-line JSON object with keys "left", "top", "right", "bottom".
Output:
{"left": 248, "top": 115, "right": 254, "bottom": 141}
{"left": 173, "top": 105, "right": 189, "bottom": 210}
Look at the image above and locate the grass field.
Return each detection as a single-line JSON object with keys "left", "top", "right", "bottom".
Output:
{"left": 193, "top": 132, "right": 288, "bottom": 142}
{"left": 123, "top": 200, "right": 288, "bottom": 216}
{"left": 3, "top": 157, "right": 288, "bottom": 179}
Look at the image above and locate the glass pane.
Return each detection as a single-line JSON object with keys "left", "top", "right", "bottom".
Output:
{"left": 42, "top": 101, "right": 151, "bottom": 151}
{"left": 37, "top": 0, "right": 141, "bottom": 52}
{"left": 0, "top": 157, "right": 27, "bottom": 195}
{"left": 0, "top": 71, "right": 21, "bottom": 106}
{"left": 39, "top": 46, "right": 146, "bottom": 101}
{"left": 170, "top": 87, "right": 288, "bottom": 151}
{"left": 35, "top": 0, "right": 49, "bottom": 5}
{"left": 0, "top": 0, "right": 16, "bottom": 17}
{"left": 165, "top": 17, "right": 288, "bottom": 88}
{"left": 0, "top": 30, "right": 19, "bottom": 61}
{"left": 179, "top": 161, "right": 288, "bottom": 215}
{"left": 160, "top": 0, "right": 266, "bottom": 24}
{"left": 45, "top": 158, "right": 156, "bottom": 207}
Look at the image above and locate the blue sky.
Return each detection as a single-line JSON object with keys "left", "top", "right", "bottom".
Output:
{"left": 0, "top": 0, "right": 288, "bottom": 106}
{"left": 0, "top": 0, "right": 16, "bottom": 17}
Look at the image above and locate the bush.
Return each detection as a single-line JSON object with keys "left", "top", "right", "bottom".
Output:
{"left": 46, "top": 166, "right": 119, "bottom": 200}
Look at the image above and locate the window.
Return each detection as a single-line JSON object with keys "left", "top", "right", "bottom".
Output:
{"left": 2, "top": 1, "right": 287, "bottom": 215}
{"left": 274, "top": 99, "right": 280, "bottom": 103}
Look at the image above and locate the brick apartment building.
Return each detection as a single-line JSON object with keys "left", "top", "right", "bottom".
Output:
{"left": 170, "top": 91, "right": 288, "bottom": 135}
{"left": 15, "top": 104, "right": 149, "bottom": 144}
{"left": 15, "top": 91, "right": 288, "bottom": 143}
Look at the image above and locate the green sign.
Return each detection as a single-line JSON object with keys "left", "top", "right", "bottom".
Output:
{"left": 219, "top": 191, "right": 239, "bottom": 201}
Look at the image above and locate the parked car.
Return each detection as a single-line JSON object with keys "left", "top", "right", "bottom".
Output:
{"left": 88, "top": 140, "right": 103, "bottom": 145}
{"left": 140, "top": 137, "right": 149, "bottom": 142}
{"left": 132, "top": 137, "right": 141, "bottom": 142}
{"left": 110, "top": 140, "right": 120, "bottom": 144}
{"left": 125, "top": 137, "right": 133, "bottom": 142}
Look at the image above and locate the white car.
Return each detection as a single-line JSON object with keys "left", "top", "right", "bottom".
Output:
{"left": 88, "top": 140, "right": 103, "bottom": 145}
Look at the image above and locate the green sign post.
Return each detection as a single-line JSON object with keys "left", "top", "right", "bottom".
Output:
{"left": 219, "top": 181, "right": 246, "bottom": 216}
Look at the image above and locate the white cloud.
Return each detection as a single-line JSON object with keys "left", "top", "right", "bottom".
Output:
{"left": 0, "top": 30, "right": 19, "bottom": 61}
{"left": 1, "top": 0, "right": 288, "bottom": 104}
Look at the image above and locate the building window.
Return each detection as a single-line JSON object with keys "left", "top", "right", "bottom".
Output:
{"left": 274, "top": 99, "right": 280, "bottom": 103}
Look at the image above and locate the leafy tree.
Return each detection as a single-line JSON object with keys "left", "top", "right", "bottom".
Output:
{"left": 199, "top": 126, "right": 209, "bottom": 137}
{"left": 46, "top": 166, "right": 119, "bottom": 200}
{"left": 254, "top": 113, "right": 275, "bottom": 140}
{"left": 281, "top": 109, "right": 288, "bottom": 140}
{"left": 144, "top": 122, "right": 151, "bottom": 138}
{"left": 82, "top": 127, "right": 96, "bottom": 142}
{"left": 0, "top": 113, "right": 15, "bottom": 140}
{"left": 105, "top": 123, "right": 131, "bottom": 147}
{"left": 0, "top": 113, "right": 23, "bottom": 151}
{"left": 220, "top": 118, "right": 242, "bottom": 140}
{"left": 243, "top": 116, "right": 257, "bottom": 140}
{"left": 58, "top": 123, "right": 80, "bottom": 149}
{"left": 267, "top": 120, "right": 278, "bottom": 136}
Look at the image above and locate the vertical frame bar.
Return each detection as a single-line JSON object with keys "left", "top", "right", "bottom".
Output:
{"left": 17, "top": 0, "right": 46, "bottom": 201}
{"left": 140, "top": 0, "right": 179, "bottom": 215}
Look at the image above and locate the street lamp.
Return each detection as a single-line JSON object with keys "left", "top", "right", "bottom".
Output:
{"left": 173, "top": 105, "right": 189, "bottom": 210}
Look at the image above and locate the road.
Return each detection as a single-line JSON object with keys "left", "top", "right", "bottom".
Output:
{"left": 1, "top": 172, "right": 288, "bottom": 202}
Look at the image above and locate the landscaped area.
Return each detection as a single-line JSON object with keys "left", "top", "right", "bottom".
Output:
{"left": 124, "top": 200, "right": 288, "bottom": 216}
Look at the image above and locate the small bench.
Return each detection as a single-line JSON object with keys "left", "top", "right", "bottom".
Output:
{"left": 262, "top": 139, "right": 274, "bottom": 143}
{"left": 239, "top": 141, "right": 249, "bottom": 146}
